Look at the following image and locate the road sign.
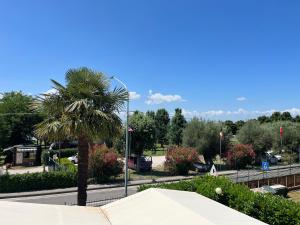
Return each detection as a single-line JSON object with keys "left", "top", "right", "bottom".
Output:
{"left": 210, "top": 164, "right": 217, "bottom": 176}
{"left": 262, "top": 161, "right": 269, "bottom": 171}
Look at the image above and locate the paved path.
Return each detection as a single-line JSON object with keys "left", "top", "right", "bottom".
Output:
{"left": 152, "top": 156, "right": 165, "bottom": 168}
{"left": 4, "top": 166, "right": 48, "bottom": 175}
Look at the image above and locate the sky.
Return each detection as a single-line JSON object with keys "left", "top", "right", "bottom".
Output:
{"left": 1, "top": 0, "right": 300, "bottom": 121}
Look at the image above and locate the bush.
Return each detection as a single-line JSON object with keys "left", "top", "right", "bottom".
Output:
{"left": 138, "top": 176, "right": 300, "bottom": 225}
{"left": 164, "top": 147, "right": 199, "bottom": 175}
{"left": 89, "top": 145, "right": 123, "bottom": 183}
{"left": 0, "top": 171, "right": 77, "bottom": 193}
{"left": 227, "top": 144, "right": 256, "bottom": 169}
{"left": 59, "top": 158, "right": 78, "bottom": 173}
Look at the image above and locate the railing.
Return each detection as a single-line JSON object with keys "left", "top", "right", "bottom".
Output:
{"left": 65, "top": 195, "right": 124, "bottom": 207}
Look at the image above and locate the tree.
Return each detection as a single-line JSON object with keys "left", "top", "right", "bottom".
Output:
{"left": 169, "top": 108, "right": 187, "bottom": 146}
{"left": 270, "top": 112, "right": 281, "bottom": 122}
{"left": 33, "top": 68, "right": 127, "bottom": 206}
{"left": 281, "top": 112, "right": 293, "bottom": 121}
{"left": 236, "top": 120, "right": 273, "bottom": 158}
{"left": 129, "top": 111, "right": 156, "bottom": 155}
{"left": 155, "top": 109, "right": 170, "bottom": 147}
{"left": 294, "top": 115, "right": 300, "bottom": 123}
{"left": 0, "top": 92, "right": 43, "bottom": 150}
{"left": 235, "top": 120, "right": 245, "bottom": 131}
{"left": 146, "top": 111, "right": 155, "bottom": 120}
{"left": 182, "top": 118, "right": 231, "bottom": 161}
{"left": 224, "top": 120, "right": 237, "bottom": 135}
{"left": 257, "top": 115, "right": 271, "bottom": 123}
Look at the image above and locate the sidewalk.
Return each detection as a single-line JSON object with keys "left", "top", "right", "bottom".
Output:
{"left": 0, "top": 170, "right": 237, "bottom": 199}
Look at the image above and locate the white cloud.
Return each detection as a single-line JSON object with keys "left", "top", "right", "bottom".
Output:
{"left": 182, "top": 108, "right": 300, "bottom": 119}
{"left": 146, "top": 90, "right": 184, "bottom": 105}
{"left": 44, "top": 88, "right": 58, "bottom": 95}
{"left": 129, "top": 91, "right": 141, "bottom": 100}
{"left": 237, "top": 97, "right": 247, "bottom": 101}
{"left": 0, "top": 93, "right": 3, "bottom": 99}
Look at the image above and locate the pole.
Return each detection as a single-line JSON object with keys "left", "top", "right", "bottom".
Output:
{"left": 219, "top": 136, "right": 222, "bottom": 172}
{"left": 110, "top": 76, "right": 129, "bottom": 197}
{"left": 125, "top": 98, "right": 129, "bottom": 196}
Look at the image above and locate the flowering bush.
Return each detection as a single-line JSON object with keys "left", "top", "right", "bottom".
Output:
{"left": 165, "top": 147, "right": 199, "bottom": 175}
{"left": 227, "top": 144, "right": 255, "bottom": 169}
{"left": 89, "top": 145, "right": 123, "bottom": 183}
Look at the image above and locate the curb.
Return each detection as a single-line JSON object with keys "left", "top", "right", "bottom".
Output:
{"left": 0, "top": 176, "right": 197, "bottom": 199}
{"left": 0, "top": 170, "right": 259, "bottom": 199}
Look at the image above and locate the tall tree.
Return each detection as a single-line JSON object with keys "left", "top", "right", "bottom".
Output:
{"left": 257, "top": 115, "right": 271, "bottom": 123}
{"left": 224, "top": 120, "right": 237, "bottom": 135}
{"left": 169, "top": 108, "right": 187, "bottom": 146}
{"left": 183, "top": 118, "right": 232, "bottom": 161}
{"left": 236, "top": 120, "right": 273, "bottom": 157}
{"left": 0, "top": 92, "right": 43, "bottom": 150}
{"left": 235, "top": 120, "right": 245, "bottom": 131}
{"left": 281, "top": 112, "right": 293, "bottom": 121}
{"left": 33, "top": 68, "right": 127, "bottom": 206}
{"left": 270, "top": 112, "right": 282, "bottom": 122}
{"left": 129, "top": 111, "right": 156, "bottom": 170}
{"left": 155, "top": 109, "right": 170, "bottom": 147}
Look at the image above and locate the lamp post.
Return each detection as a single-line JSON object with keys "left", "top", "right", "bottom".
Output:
{"left": 110, "top": 76, "right": 129, "bottom": 197}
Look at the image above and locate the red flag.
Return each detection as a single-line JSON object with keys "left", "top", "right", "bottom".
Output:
{"left": 280, "top": 127, "right": 283, "bottom": 137}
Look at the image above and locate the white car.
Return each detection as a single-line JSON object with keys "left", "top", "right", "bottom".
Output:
{"left": 68, "top": 154, "right": 78, "bottom": 164}
{"left": 274, "top": 154, "right": 282, "bottom": 162}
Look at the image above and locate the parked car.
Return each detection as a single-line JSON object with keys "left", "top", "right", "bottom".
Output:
{"left": 128, "top": 155, "right": 152, "bottom": 172}
{"left": 68, "top": 154, "right": 78, "bottom": 164}
{"left": 252, "top": 184, "right": 288, "bottom": 197}
{"left": 265, "top": 151, "right": 278, "bottom": 164}
{"left": 192, "top": 162, "right": 211, "bottom": 173}
{"left": 274, "top": 154, "right": 282, "bottom": 162}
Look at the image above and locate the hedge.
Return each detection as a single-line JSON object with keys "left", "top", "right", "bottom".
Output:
{"left": 0, "top": 171, "right": 77, "bottom": 193}
{"left": 139, "top": 176, "right": 300, "bottom": 225}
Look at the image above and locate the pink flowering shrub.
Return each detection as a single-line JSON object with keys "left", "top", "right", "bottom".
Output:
{"left": 165, "top": 147, "right": 199, "bottom": 175}
{"left": 227, "top": 144, "right": 255, "bottom": 169}
{"left": 89, "top": 145, "right": 123, "bottom": 182}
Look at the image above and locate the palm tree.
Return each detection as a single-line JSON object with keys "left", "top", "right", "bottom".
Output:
{"left": 33, "top": 68, "right": 127, "bottom": 206}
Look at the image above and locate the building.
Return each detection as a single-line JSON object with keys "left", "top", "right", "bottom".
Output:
{"left": 3, "top": 145, "right": 42, "bottom": 166}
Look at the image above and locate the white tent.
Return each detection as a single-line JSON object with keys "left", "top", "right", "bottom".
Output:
{"left": 0, "top": 188, "right": 268, "bottom": 225}
{"left": 102, "top": 188, "right": 267, "bottom": 225}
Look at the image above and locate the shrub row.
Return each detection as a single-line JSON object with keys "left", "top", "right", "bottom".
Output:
{"left": 0, "top": 171, "right": 77, "bottom": 193}
{"left": 139, "top": 176, "right": 300, "bottom": 225}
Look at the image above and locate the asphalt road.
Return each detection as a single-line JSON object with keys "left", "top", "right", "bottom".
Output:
{"left": 2, "top": 165, "right": 300, "bottom": 206}
{"left": 2, "top": 186, "right": 138, "bottom": 206}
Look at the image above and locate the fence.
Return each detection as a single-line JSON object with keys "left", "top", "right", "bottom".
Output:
{"left": 65, "top": 195, "right": 124, "bottom": 207}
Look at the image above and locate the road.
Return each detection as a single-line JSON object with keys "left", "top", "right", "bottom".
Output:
{"left": 2, "top": 165, "right": 300, "bottom": 206}
{"left": 2, "top": 186, "right": 138, "bottom": 206}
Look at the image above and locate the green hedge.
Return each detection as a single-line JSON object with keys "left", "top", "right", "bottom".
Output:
{"left": 60, "top": 158, "right": 78, "bottom": 173}
{"left": 0, "top": 171, "right": 77, "bottom": 193}
{"left": 139, "top": 176, "right": 300, "bottom": 225}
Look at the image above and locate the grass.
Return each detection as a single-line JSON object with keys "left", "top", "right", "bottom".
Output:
{"left": 288, "top": 191, "right": 300, "bottom": 204}
{"left": 143, "top": 150, "right": 166, "bottom": 157}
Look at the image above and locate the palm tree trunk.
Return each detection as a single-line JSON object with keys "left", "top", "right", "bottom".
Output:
{"left": 77, "top": 136, "right": 89, "bottom": 206}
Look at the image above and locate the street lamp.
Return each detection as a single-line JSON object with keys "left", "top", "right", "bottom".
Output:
{"left": 110, "top": 76, "right": 129, "bottom": 197}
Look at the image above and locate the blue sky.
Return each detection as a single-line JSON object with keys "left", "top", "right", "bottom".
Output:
{"left": 1, "top": 0, "right": 300, "bottom": 121}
